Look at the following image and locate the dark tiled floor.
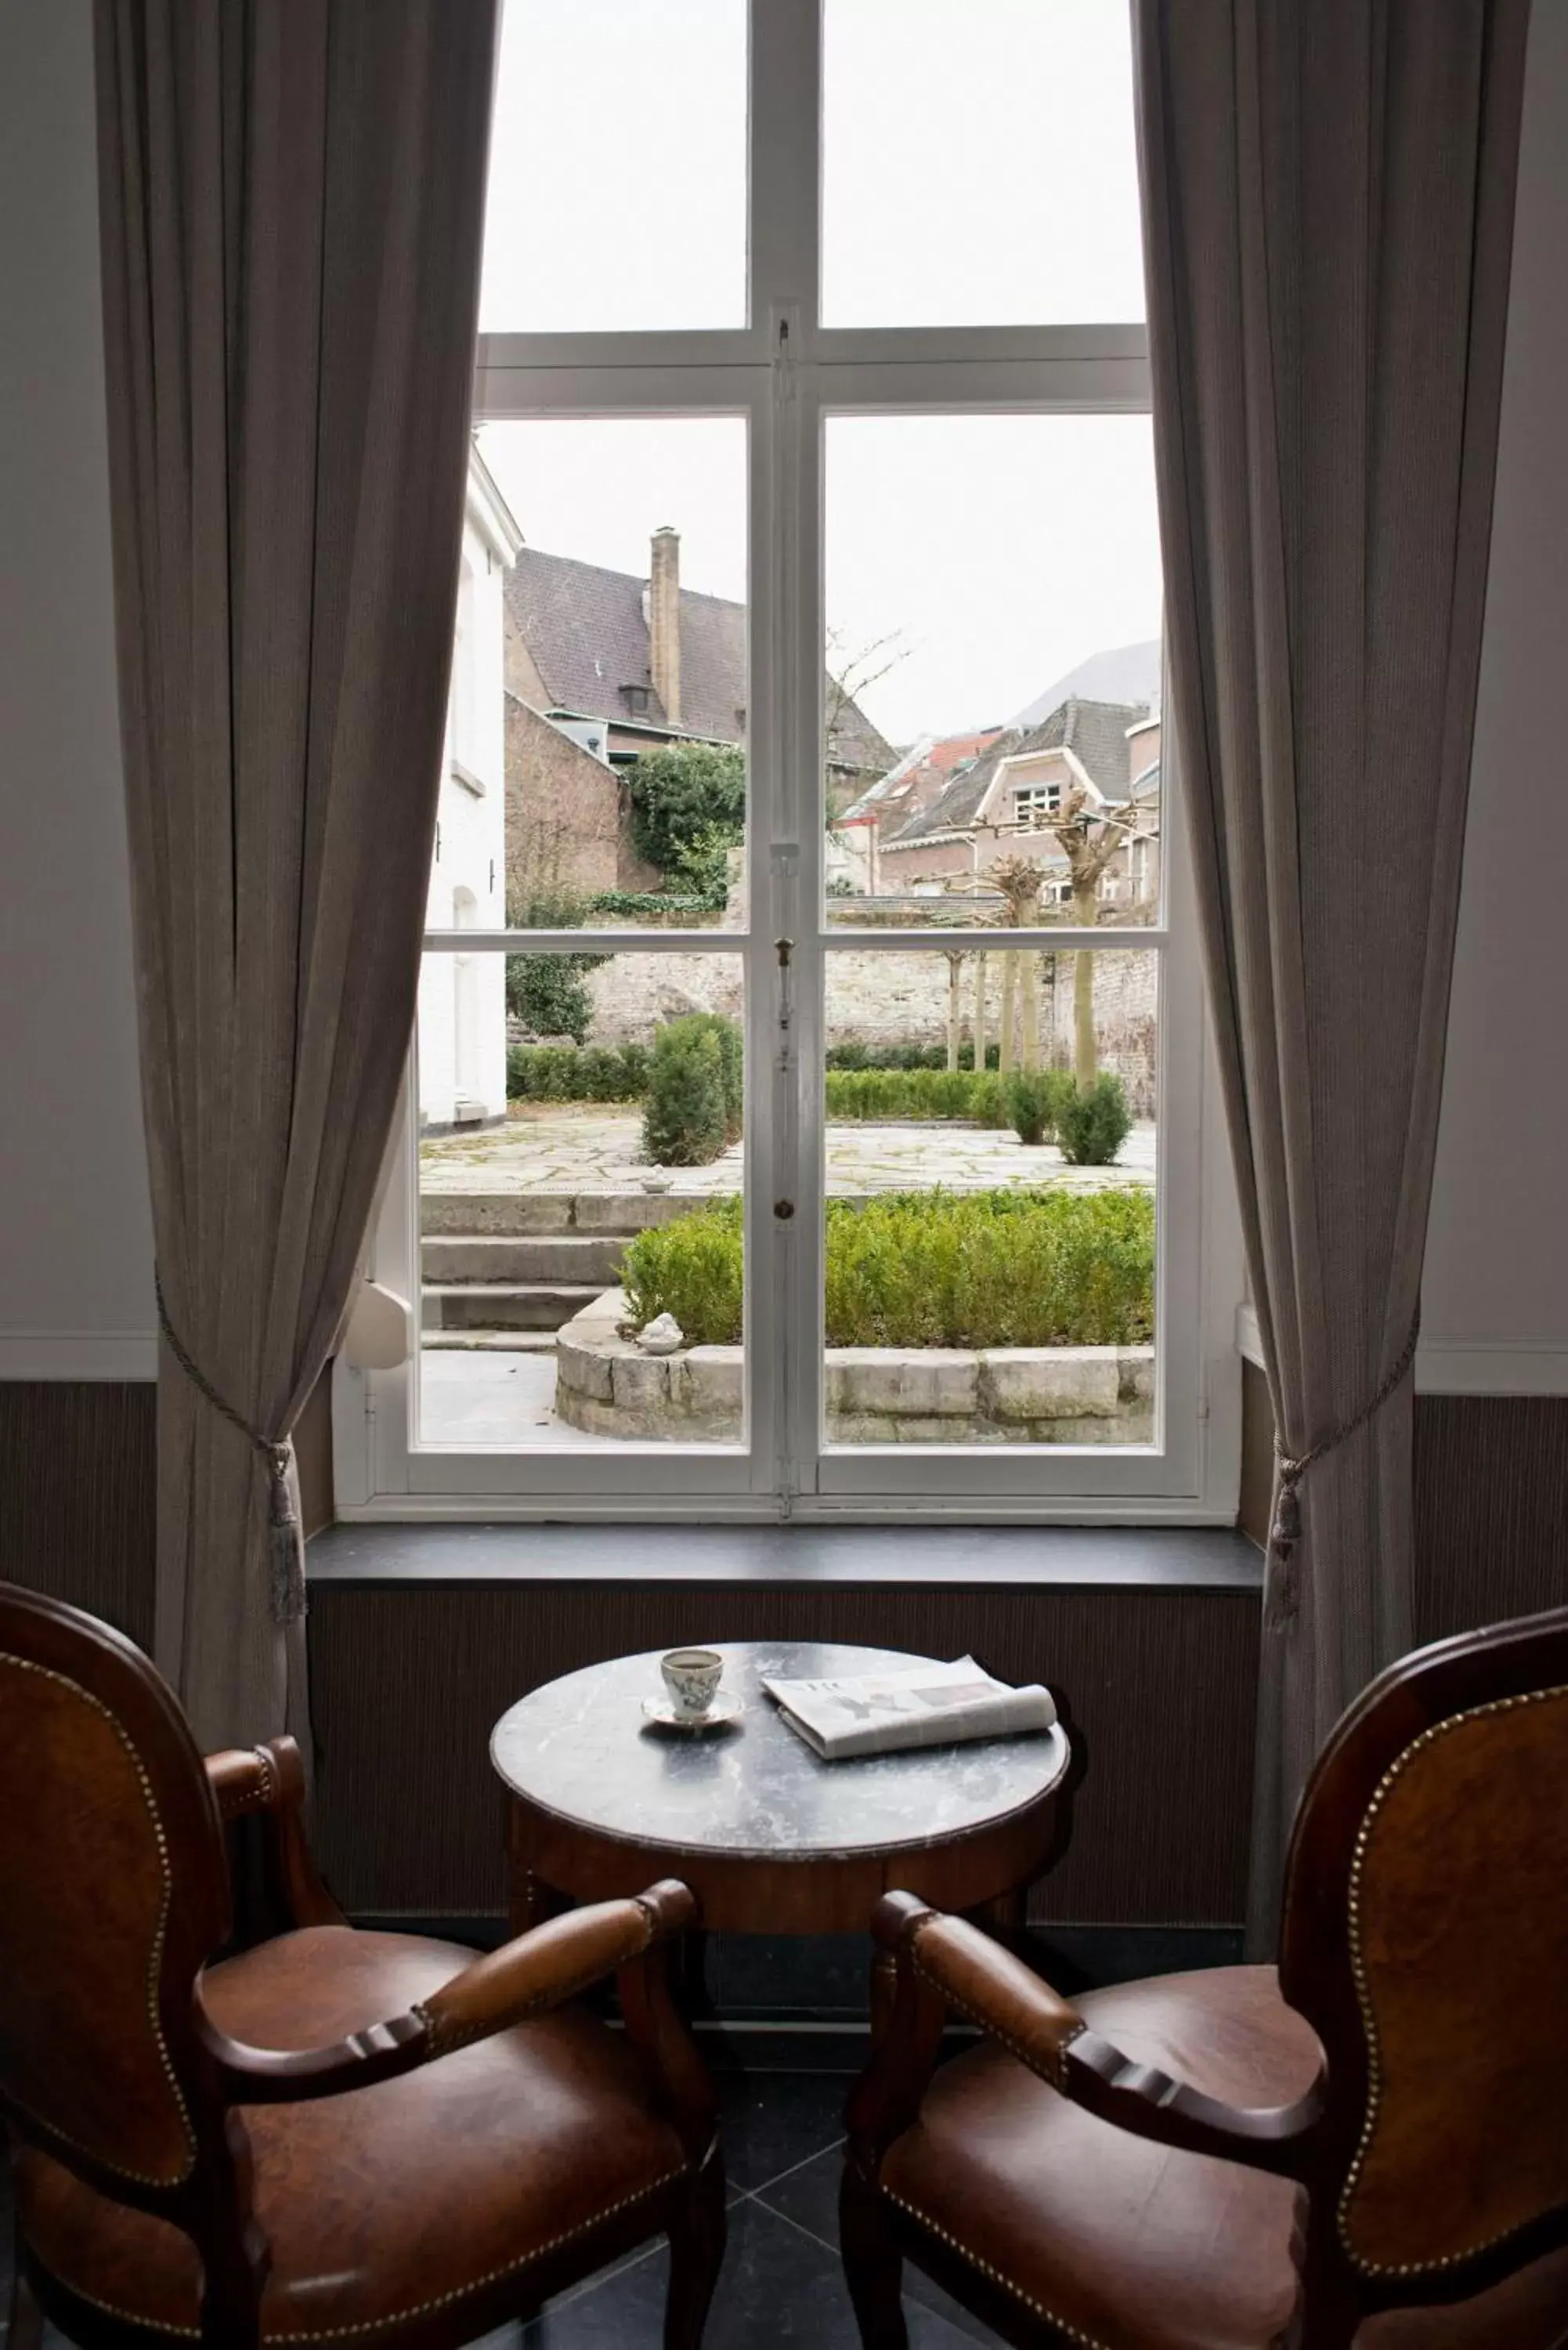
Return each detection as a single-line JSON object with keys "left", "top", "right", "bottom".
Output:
{"left": 2, "top": 2072, "right": 1003, "bottom": 2348}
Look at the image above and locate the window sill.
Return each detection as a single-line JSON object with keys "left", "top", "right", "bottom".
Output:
{"left": 449, "top": 758, "right": 486, "bottom": 798}
{"left": 306, "top": 1520, "right": 1262, "bottom": 1591}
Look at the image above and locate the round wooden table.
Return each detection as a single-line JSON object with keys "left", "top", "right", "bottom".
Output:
{"left": 491, "top": 1641, "right": 1072, "bottom": 1938}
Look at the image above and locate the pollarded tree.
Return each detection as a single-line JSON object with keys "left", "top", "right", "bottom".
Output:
{"left": 1049, "top": 787, "right": 1138, "bottom": 1085}
{"left": 989, "top": 855, "right": 1046, "bottom": 1072}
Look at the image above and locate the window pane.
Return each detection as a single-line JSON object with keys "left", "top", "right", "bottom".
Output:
{"left": 822, "top": 0, "right": 1145, "bottom": 327}
{"left": 825, "top": 414, "right": 1162, "bottom": 931}
{"left": 480, "top": 0, "right": 747, "bottom": 332}
{"left": 458, "top": 418, "right": 748, "bottom": 919}
{"left": 417, "top": 952, "right": 745, "bottom": 1448}
{"left": 821, "top": 948, "right": 1158, "bottom": 1448}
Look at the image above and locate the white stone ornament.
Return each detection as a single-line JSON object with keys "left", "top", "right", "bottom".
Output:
{"left": 636, "top": 1312, "right": 685, "bottom": 1355}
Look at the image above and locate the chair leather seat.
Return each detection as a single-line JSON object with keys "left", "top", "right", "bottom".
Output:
{"left": 17, "top": 1925, "right": 689, "bottom": 2344}
{"left": 879, "top": 1965, "right": 1568, "bottom": 2350}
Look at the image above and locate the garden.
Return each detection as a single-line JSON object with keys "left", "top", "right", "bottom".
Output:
{"left": 506, "top": 1018, "right": 1135, "bottom": 1169}
{"left": 620, "top": 1188, "right": 1153, "bottom": 1351}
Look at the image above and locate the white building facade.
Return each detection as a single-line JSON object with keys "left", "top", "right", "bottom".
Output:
{"left": 417, "top": 448, "right": 523, "bottom": 1129}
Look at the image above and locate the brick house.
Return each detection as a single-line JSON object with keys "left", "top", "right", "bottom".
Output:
{"left": 867, "top": 694, "right": 1162, "bottom": 915}
{"left": 503, "top": 526, "right": 894, "bottom": 903}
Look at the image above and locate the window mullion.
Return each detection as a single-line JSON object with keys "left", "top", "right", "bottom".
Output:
{"left": 749, "top": 0, "right": 821, "bottom": 333}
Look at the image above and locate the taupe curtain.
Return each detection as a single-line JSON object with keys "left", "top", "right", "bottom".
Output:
{"left": 95, "top": 1, "right": 500, "bottom": 1750}
{"left": 1133, "top": 0, "right": 1531, "bottom": 1945}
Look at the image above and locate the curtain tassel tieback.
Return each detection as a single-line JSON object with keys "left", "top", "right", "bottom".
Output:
{"left": 154, "top": 1274, "right": 307, "bottom": 1627}
{"left": 1266, "top": 1311, "right": 1422, "bottom": 1632}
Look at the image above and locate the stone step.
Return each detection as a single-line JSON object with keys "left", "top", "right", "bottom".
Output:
{"left": 420, "top": 1191, "right": 717, "bottom": 1238}
{"left": 421, "top": 1331, "right": 560, "bottom": 1352}
{"left": 421, "top": 1232, "right": 628, "bottom": 1285}
{"left": 422, "top": 1282, "right": 604, "bottom": 1332}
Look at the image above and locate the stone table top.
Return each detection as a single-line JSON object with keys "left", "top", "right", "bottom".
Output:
{"left": 490, "top": 1642, "right": 1071, "bottom": 1864}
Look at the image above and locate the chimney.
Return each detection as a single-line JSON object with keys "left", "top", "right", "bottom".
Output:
{"left": 649, "top": 525, "right": 681, "bottom": 726}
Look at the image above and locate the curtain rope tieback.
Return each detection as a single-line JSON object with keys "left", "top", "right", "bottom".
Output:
{"left": 154, "top": 1273, "right": 307, "bottom": 1628}
{"left": 1266, "top": 1310, "right": 1422, "bottom": 1632}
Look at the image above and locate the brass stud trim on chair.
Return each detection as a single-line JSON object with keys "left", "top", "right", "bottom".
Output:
{"left": 880, "top": 2183, "right": 1115, "bottom": 2350}
{"left": 1340, "top": 1680, "right": 1568, "bottom": 2279}
{"left": 0, "top": 1652, "right": 196, "bottom": 2188}
{"left": 50, "top": 2164, "right": 689, "bottom": 2343}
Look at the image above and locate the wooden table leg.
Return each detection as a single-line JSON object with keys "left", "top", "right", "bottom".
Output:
{"left": 506, "top": 1800, "right": 560, "bottom": 1936}
{"left": 869, "top": 1947, "right": 900, "bottom": 2050}
{"left": 967, "top": 1883, "right": 1029, "bottom": 1955}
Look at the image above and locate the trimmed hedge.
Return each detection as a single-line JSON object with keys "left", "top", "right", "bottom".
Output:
{"left": 507, "top": 1043, "right": 649, "bottom": 1103}
{"left": 622, "top": 1188, "right": 1154, "bottom": 1350}
{"left": 641, "top": 1014, "right": 743, "bottom": 1167}
{"left": 1006, "top": 1069, "right": 1075, "bottom": 1148}
{"left": 826, "top": 1041, "right": 1002, "bottom": 1072}
{"left": 1058, "top": 1073, "right": 1133, "bottom": 1166}
{"left": 824, "top": 1068, "right": 1012, "bottom": 1125}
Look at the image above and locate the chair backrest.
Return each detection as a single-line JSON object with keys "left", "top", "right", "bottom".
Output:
{"left": 1281, "top": 1603, "right": 1568, "bottom": 2304}
{"left": 0, "top": 1581, "right": 231, "bottom": 2197}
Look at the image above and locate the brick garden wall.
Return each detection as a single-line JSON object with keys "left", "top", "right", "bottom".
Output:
{"left": 583, "top": 942, "right": 1157, "bottom": 1112}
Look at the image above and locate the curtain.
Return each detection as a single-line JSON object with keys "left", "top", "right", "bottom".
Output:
{"left": 94, "top": 0, "right": 500, "bottom": 1752}
{"left": 1133, "top": 0, "right": 1531, "bottom": 1947}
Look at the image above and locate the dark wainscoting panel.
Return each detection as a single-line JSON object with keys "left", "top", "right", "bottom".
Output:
{"left": 0, "top": 1381, "right": 156, "bottom": 1648}
{"left": 307, "top": 1581, "right": 1260, "bottom": 1927}
{"left": 1414, "top": 1395, "right": 1568, "bottom": 1640}
{"left": 1239, "top": 1367, "right": 1568, "bottom": 1636}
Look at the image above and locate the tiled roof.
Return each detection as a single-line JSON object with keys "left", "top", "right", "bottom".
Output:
{"left": 505, "top": 545, "right": 893, "bottom": 771}
{"left": 882, "top": 696, "right": 1150, "bottom": 847}
{"left": 840, "top": 727, "right": 1004, "bottom": 823}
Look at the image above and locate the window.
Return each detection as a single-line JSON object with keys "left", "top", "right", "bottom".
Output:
{"left": 335, "top": 0, "right": 1241, "bottom": 1525}
{"left": 1013, "top": 783, "right": 1064, "bottom": 826}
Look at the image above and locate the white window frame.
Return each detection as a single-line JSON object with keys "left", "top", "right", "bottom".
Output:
{"left": 334, "top": 0, "right": 1242, "bottom": 1525}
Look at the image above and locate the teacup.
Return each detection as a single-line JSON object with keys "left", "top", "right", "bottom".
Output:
{"left": 661, "top": 1647, "right": 724, "bottom": 1720}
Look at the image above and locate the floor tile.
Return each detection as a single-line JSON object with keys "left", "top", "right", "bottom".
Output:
{"left": 522, "top": 2195, "right": 977, "bottom": 2347}
{"left": 755, "top": 2144, "right": 1006, "bottom": 2346}
{"left": 714, "top": 2067, "right": 850, "bottom": 2193}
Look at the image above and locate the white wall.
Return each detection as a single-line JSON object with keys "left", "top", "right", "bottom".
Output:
{"left": 1422, "top": 0, "right": 1568, "bottom": 1394}
{"left": 0, "top": 0, "right": 154, "bottom": 1376}
{"left": 417, "top": 504, "right": 511, "bottom": 1128}
{"left": 0, "top": 1, "right": 1563, "bottom": 1387}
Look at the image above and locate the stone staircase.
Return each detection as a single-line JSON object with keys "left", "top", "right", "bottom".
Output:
{"left": 420, "top": 1193, "right": 703, "bottom": 1347}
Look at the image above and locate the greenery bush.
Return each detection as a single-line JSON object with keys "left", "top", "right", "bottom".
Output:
{"left": 825, "top": 1041, "right": 1001, "bottom": 1072}
{"left": 1006, "top": 1068, "right": 1075, "bottom": 1147}
{"left": 587, "top": 889, "right": 717, "bottom": 920}
{"left": 681, "top": 1011, "right": 743, "bottom": 1139}
{"left": 1057, "top": 1073, "right": 1134, "bottom": 1166}
{"left": 504, "top": 888, "right": 608, "bottom": 1046}
{"left": 622, "top": 1198, "right": 744, "bottom": 1346}
{"left": 506, "top": 1043, "right": 650, "bottom": 1103}
{"left": 506, "top": 958, "right": 596, "bottom": 1044}
{"left": 623, "top": 742, "right": 746, "bottom": 881}
{"left": 623, "top": 1187, "right": 1154, "bottom": 1350}
{"left": 823, "top": 1068, "right": 1012, "bottom": 1125}
{"left": 641, "top": 1017, "right": 736, "bottom": 1166}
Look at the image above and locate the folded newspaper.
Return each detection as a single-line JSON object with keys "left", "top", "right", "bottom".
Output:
{"left": 761, "top": 1655, "right": 1057, "bottom": 1762}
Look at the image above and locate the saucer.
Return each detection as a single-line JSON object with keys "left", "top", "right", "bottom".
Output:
{"left": 641, "top": 1690, "right": 744, "bottom": 1734}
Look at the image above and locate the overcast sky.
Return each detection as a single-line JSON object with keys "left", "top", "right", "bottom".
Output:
{"left": 476, "top": 1, "right": 1160, "bottom": 744}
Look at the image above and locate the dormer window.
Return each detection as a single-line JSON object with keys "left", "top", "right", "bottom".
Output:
{"left": 1013, "top": 782, "right": 1063, "bottom": 826}
{"left": 621, "top": 682, "right": 651, "bottom": 715}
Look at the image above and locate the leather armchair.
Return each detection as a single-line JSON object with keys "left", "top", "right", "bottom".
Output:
{"left": 842, "top": 1603, "right": 1568, "bottom": 2349}
{"left": 1, "top": 1582, "right": 724, "bottom": 2349}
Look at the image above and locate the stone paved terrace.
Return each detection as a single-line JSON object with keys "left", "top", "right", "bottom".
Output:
{"left": 421, "top": 1105, "right": 1158, "bottom": 1198}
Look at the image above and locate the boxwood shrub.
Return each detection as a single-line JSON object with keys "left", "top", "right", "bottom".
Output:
{"left": 622, "top": 1186, "right": 1154, "bottom": 1350}
{"left": 641, "top": 1014, "right": 742, "bottom": 1167}
{"left": 507, "top": 1043, "right": 649, "bottom": 1102}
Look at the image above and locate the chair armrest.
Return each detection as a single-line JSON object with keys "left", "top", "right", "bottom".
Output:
{"left": 204, "top": 1736, "right": 344, "bottom": 1927}
{"left": 199, "top": 1879, "right": 698, "bottom": 2104}
{"left": 873, "top": 1893, "right": 1324, "bottom": 2178}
